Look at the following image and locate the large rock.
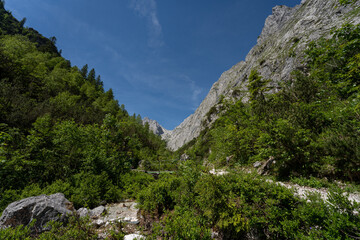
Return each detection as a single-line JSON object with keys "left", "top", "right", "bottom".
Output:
{"left": 161, "top": 0, "right": 360, "bottom": 151}
{"left": 0, "top": 193, "right": 74, "bottom": 233}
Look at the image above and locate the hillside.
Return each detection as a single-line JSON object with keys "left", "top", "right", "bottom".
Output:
{"left": 0, "top": 0, "right": 168, "bottom": 213}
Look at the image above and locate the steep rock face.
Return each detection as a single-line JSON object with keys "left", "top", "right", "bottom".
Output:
{"left": 165, "top": 0, "right": 360, "bottom": 151}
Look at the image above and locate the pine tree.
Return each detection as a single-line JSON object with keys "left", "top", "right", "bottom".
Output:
{"left": 88, "top": 68, "right": 96, "bottom": 84}
{"left": 80, "top": 64, "right": 88, "bottom": 78}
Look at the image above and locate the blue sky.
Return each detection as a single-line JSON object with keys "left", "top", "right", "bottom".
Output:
{"left": 5, "top": 0, "right": 300, "bottom": 130}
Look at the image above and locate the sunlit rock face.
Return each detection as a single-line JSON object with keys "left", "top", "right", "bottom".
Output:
{"left": 163, "top": 0, "right": 360, "bottom": 151}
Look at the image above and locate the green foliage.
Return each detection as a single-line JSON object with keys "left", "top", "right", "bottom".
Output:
{"left": 119, "top": 171, "right": 155, "bottom": 198}
{"left": 140, "top": 171, "right": 360, "bottom": 239}
{"left": 138, "top": 174, "right": 181, "bottom": 214}
{"left": 0, "top": 216, "right": 98, "bottom": 239}
{"left": 151, "top": 207, "right": 212, "bottom": 240}
{"left": 67, "top": 172, "right": 121, "bottom": 209}
{"left": 339, "top": 0, "right": 358, "bottom": 5}
{"left": 0, "top": 215, "right": 99, "bottom": 239}
{"left": 0, "top": 223, "right": 32, "bottom": 240}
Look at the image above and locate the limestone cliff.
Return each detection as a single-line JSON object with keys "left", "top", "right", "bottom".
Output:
{"left": 164, "top": 0, "right": 360, "bottom": 150}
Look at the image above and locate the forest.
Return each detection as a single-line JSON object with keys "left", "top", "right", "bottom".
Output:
{"left": 0, "top": 0, "right": 360, "bottom": 239}
{"left": 0, "top": 0, "right": 168, "bottom": 213}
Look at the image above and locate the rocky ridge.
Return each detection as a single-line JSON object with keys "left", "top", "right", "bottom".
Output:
{"left": 162, "top": 0, "right": 360, "bottom": 151}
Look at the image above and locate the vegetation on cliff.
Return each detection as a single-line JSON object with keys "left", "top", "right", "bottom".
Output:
{"left": 180, "top": 23, "right": 360, "bottom": 183}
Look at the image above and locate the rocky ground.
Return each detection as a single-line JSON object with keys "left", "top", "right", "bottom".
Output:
{"left": 87, "top": 200, "right": 145, "bottom": 239}
{"left": 209, "top": 167, "right": 360, "bottom": 205}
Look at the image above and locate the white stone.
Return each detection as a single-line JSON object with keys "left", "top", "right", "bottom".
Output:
{"left": 124, "top": 234, "right": 145, "bottom": 240}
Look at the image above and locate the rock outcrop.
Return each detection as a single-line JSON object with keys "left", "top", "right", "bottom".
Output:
{"left": 0, "top": 193, "right": 74, "bottom": 233}
{"left": 164, "top": 0, "right": 360, "bottom": 151}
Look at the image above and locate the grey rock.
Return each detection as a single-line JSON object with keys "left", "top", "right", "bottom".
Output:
{"left": 77, "top": 205, "right": 106, "bottom": 218}
{"left": 77, "top": 207, "right": 90, "bottom": 218}
{"left": 163, "top": 0, "right": 360, "bottom": 151}
{"left": 90, "top": 205, "right": 106, "bottom": 217}
{"left": 0, "top": 193, "right": 74, "bottom": 233}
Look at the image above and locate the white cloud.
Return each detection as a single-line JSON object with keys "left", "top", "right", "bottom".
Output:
{"left": 130, "top": 0, "right": 163, "bottom": 48}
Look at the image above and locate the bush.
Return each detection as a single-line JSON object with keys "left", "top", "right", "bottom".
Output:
{"left": 138, "top": 174, "right": 181, "bottom": 214}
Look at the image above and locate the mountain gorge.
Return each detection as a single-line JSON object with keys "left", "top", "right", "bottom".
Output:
{"left": 162, "top": 0, "right": 360, "bottom": 150}
{"left": 1, "top": 0, "right": 360, "bottom": 238}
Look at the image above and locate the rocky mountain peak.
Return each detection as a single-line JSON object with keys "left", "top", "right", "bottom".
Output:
{"left": 142, "top": 117, "right": 170, "bottom": 137}
{"left": 258, "top": 5, "right": 298, "bottom": 43}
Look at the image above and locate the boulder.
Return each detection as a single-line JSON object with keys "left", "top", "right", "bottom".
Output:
{"left": 0, "top": 193, "right": 74, "bottom": 233}
{"left": 91, "top": 205, "right": 106, "bottom": 217}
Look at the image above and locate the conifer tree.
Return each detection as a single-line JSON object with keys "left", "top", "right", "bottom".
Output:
{"left": 80, "top": 64, "right": 88, "bottom": 78}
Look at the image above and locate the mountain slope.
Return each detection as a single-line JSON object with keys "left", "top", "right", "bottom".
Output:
{"left": 164, "top": 0, "right": 360, "bottom": 150}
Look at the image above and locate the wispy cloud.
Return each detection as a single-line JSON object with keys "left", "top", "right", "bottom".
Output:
{"left": 130, "top": 0, "right": 163, "bottom": 48}
{"left": 183, "top": 75, "right": 203, "bottom": 110}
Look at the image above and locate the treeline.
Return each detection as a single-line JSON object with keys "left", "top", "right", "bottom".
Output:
{"left": 0, "top": 3, "right": 168, "bottom": 211}
{"left": 180, "top": 23, "right": 360, "bottom": 183}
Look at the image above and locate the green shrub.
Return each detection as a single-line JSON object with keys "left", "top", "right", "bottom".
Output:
{"left": 120, "top": 171, "right": 155, "bottom": 199}
{"left": 0, "top": 223, "right": 32, "bottom": 240}
{"left": 151, "top": 207, "right": 212, "bottom": 240}
{"left": 68, "top": 171, "right": 122, "bottom": 209}
{"left": 138, "top": 174, "right": 181, "bottom": 214}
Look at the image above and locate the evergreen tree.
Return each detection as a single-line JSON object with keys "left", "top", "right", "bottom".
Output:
{"left": 88, "top": 68, "right": 96, "bottom": 84}
{"left": 80, "top": 64, "right": 88, "bottom": 78}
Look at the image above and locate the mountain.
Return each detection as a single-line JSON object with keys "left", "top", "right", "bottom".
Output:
{"left": 164, "top": 0, "right": 360, "bottom": 151}
{"left": 142, "top": 117, "right": 170, "bottom": 138}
